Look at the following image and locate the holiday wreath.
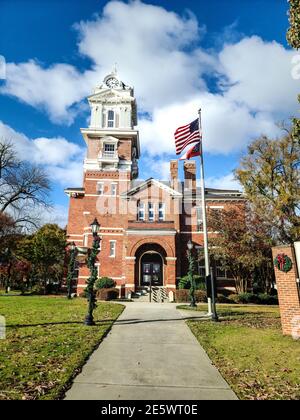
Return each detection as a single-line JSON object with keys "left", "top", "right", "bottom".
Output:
{"left": 274, "top": 253, "right": 293, "bottom": 273}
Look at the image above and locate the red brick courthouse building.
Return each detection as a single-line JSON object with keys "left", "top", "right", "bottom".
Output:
{"left": 65, "top": 71, "right": 245, "bottom": 297}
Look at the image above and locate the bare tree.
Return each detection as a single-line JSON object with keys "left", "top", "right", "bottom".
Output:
{"left": 0, "top": 140, "right": 52, "bottom": 230}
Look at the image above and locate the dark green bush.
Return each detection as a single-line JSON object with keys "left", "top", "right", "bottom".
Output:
{"left": 96, "top": 288, "right": 119, "bottom": 301}
{"left": 95, "top": 277, "right": 116, "bottom": 290}
{"left": 228, "top": 292, "right": 278, "bottom": 305}
{"left": 178, "top": 275, "right": 206, "bottom": 290}
{"left": 258, "top": 293, "right": 278, "bottom": 305}
{"left": 237, "top": 293, "right": 260, "bottom": 304}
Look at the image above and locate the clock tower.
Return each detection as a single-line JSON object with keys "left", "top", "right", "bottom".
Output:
{"left": 81, "top": 69, "right": 140, "bottom": 177}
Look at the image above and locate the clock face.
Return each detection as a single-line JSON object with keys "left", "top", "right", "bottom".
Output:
{"left": 106, "top": 77, "right": 119, "bottom": 88}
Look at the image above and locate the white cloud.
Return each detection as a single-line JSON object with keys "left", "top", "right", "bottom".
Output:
{"left": 41, "top": 204, "right": 69, "bottom": 228}
{"left": 0, "top": 121, "right": 84, "bottom": 187}
{"left": 75, "top": 0, "right": 213, "bottom": 111}
{"left": 219, "top": 36, "right": 299, "bottom": 115}
{"left": 206, "top": 173, "right": 241, "bottom": 191}
{"left": 139, "top": 93, "right": 281, "bottom": 156}
{"left": 0, "top": 60, "right": 98, "bottom": 124}
{"left": 0, "top": 1, "right": 298, "bottom": 158}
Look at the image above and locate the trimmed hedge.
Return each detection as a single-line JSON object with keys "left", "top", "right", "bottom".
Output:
{"left": 175, "top": 289, "right": 207, "bottom": 303}
{"left": 95, "top": 277, "right": 116, "bottom": 290}
{"left": 227, "top": 292, "right": 278, "bottom": 305}
{"left": 96, "top": 287, "right": 119, "bottom": 301}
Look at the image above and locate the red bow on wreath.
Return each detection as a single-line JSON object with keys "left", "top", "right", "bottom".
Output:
{"left": 277, "top": 254, "right": 286, "bottom": 271}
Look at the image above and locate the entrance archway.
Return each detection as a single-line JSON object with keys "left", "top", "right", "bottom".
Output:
{"left": 140, "top": 252, "right": 163, "bottom": 287}
{"left": 134, "top": 243, "right": 167, "bottom": 289}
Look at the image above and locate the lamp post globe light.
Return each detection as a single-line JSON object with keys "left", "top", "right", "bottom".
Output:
{"left": 84, "top": 218, "right": 101, "bottom": 326}
{"left": 187, "top": 240, "right": 197, "bottom": 308}
{"left": 66, "top": 241, "right": 77, "bottom": 299}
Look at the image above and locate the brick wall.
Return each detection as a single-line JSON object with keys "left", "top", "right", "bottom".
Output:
{"left": 272, "top": 245, "right": 300, "bottom": 337}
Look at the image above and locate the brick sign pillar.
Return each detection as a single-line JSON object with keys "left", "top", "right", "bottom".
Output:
{"left": 272, "top": 245, "right": 300, "bottom": 337}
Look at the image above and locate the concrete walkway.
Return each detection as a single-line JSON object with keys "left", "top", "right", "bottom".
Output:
{"left": 65, "top": 303, "right": 237, "bottom": 400}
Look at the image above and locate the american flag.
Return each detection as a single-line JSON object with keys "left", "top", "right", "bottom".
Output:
{"left": 174, "top": 118, "right": 201, "bottom": 155}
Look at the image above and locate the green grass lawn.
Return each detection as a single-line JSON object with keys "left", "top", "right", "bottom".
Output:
{"left": 178, "top": 304, "right": 300, "bottom": 400}
{"left": 0, "top": 296, "right": 124, "bottom": 400}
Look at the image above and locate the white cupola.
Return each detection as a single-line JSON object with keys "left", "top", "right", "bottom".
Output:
{"left": 88, "top": 69, "right": 137, "bottom": 130}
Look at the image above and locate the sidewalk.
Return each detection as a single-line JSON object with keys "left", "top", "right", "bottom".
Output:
{"left": 65, "top": 302, "right": 237, "bottom": 400}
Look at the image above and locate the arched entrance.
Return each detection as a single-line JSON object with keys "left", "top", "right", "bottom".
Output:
{"left": 134, "top": 243, "right": 167, "bottom": 289}
{"left": 140, "top": 252, "right": 163, "bottom": 287}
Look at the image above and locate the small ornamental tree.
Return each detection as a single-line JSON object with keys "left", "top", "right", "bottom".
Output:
{"left": 235, "top": 134, "right": 300, "bottom": 244}
{"left": 287, "top": 0, "right": 300, "bottom": 49}
{"left": 287, "top": 1, "right": 300, "bottom": 145}
{"left": 208, "top": 205, "right": 274, "bottom": 294}
{"left": 31, "top": 224, "right": 66, "bottom": 293}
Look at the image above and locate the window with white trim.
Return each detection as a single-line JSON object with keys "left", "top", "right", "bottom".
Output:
{"left": 148, "top": 202, "right": 154, "bottom": 222}
{"left": 107, "top": 110, "right": 114, "bottom": 128}
{"left": 158, "top": 203, "right": 165, "bottom": 221}
{"left": 109, "top": 240, "right": 116, "bottom": 258}
{"left": 137, "top": 202, "right": 145, "bottom": 221}
{"left": 111, "top": 183, "right": 117, "bottom": 196}
{"left": 103, "top": 143, "right": 115, "bottom": 158}
{"left": 97, "top": 182, "right": 104, "bottom": 195}
{"left": 196, "top": 207, "right": 203, "bottom": 232}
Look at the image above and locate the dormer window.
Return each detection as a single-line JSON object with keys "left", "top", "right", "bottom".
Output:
{"left": 107, "top": 110, "right": 114, "bottom": 128}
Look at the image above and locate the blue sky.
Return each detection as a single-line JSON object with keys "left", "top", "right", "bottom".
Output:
{"left": 0, "top": 0, "right": 298, "bottom": 226}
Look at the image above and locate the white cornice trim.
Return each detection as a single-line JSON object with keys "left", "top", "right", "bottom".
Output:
{"left": 126, "top": 229, "right": 176, "bottom": 236}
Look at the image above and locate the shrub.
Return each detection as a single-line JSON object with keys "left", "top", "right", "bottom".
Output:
{"left": 95, "top": 277, "right": 116, "bottom": 290}
{"left": 178, "top": 275, "right": 206, "bottom": 290}
{"left": 228, "top": 294, "right": 239, "bottom": 304}
{"left": 237, "top": 293, "right": 260, "bottom": 304}
{"left": 30, "top": 284, "right": 46, "bottom": 295}
{"left": 228, "top": 292, "right": 278, "bottom": 305}
{"left": 175, "top": 289, "right": 207, "bottom": 303}
{"left": 258, "top": 293, "right": 279, "bottom": 305}
{"left": 216, "top": 294, "right": 232, "bottom": 304}
{"left": 96, "top": 288, "right": 119, "bottom": 301}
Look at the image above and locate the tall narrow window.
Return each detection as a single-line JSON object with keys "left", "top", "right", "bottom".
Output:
{"left": 148, "top": 203, "right": 154, "bottom": 222}
{"left": 158, "top": 203, "right": 165, "bottom": 221}
{"left": 83, "top": 234, "right": 89, "bottom": 247}
{"left": 109, "top": 240, "right": 116, "bottom": 258}
{"left": 107, "top": 110, "right": 114, "bottom": 128}
{"left": 196, "top": 207, "right": 203, "bottom": 232}
{"left": 97, "top": 182, "right": 104, "bottom": 195}
{"left": 138, "top": 202, "right": 145, "bottom": 221}
{"left": 111, "top": 183, "right": 117, "bottom": 196}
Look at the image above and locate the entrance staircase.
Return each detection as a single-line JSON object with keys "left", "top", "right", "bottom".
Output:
{"left": 132, "top": 287, "right": 169, "bottom": 303}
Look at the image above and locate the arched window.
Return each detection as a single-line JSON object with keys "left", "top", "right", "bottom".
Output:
{"left": 107, "top": 110, "right": 114, "bottom": 128}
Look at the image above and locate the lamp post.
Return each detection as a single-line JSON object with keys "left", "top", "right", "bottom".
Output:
{"left": 187, "top": 240, "right": 197, "bottom": 308}
{"left": 84, "top": 218, "right": 101, "bottom": 326}
{"left": 66, "top": 241, "right": 77, "bottom": 299}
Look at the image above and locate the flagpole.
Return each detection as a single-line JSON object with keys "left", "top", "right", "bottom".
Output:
{"left": 198, "top": 108, "right": 212, "bottom": 315}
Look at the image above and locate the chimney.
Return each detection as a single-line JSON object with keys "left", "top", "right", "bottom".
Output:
{"left": 170, "top": 160, "right": 179, "bottom": 190}
{"left": 184, "top": 161, "right": 196, "bottom": 195}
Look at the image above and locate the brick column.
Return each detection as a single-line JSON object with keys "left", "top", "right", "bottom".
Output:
{"left": 272, "top": 245, "right": 300, "bottom": 337}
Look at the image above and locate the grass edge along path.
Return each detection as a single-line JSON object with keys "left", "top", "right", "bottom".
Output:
{"left": 0, "top": 296, "right": 124, "bottom": 400}
{"left": 178, "top": 304, "right": 300, "bottom": 400}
